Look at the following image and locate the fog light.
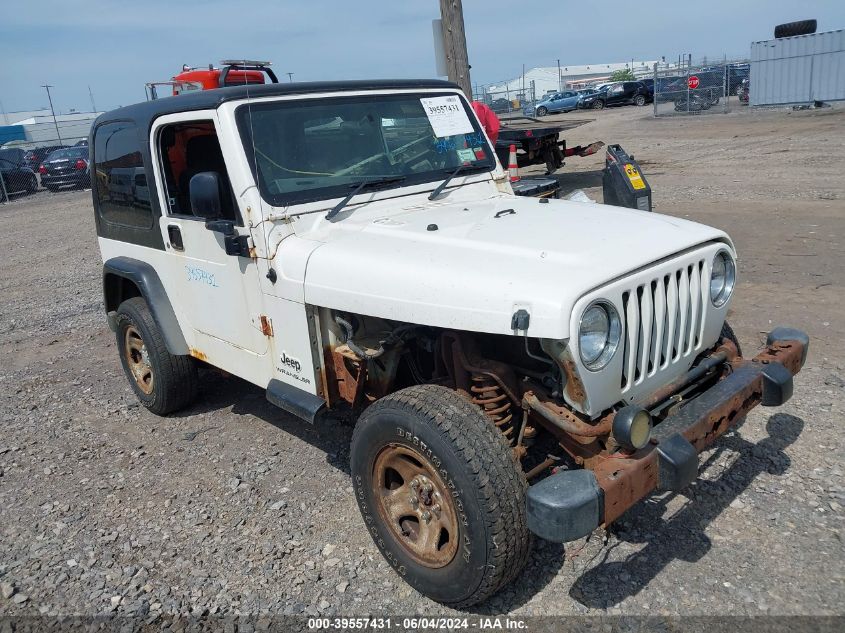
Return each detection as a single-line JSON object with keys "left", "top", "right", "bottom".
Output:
{"left": 612, "top": 406, "right": 652, "bottom": 451}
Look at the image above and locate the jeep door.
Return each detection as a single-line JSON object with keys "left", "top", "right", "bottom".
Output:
{"left": 149, "top": 111, "right": 269, "bottom": 362}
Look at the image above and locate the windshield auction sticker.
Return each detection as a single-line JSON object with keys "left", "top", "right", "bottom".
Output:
{"left": 420, "top": 96, "right": 474, "bottom": 137}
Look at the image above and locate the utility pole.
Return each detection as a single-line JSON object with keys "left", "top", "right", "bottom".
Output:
{"left": 88, "top": 85, "right": 97, "bottom": 112}
{"left": 557, "top": 59, "right": 562, "bottom": 91}
{"left": 438, "top": 0, "right": 471, "bottom": 97}
{"left": 41, "top": 85, "right": 63, "bottom": 144}
{"left": 286, "top": 72, "right": 294, "bottom": 83}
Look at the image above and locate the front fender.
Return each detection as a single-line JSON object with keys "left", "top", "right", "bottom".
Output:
{"left": 103, "top": 256, "right": 189, "bottom": 356}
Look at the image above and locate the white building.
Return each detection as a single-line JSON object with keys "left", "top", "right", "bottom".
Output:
{"left": 1, "top": 111, "right": 102, "bottom": 147}
{"left": 485, "top": 61, "right": 658, "bottom": 98}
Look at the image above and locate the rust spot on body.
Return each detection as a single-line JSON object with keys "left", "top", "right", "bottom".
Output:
{"left": 562, "top": 359, "right": 587, "bottom": 405}
{"left": 189, "top": 348, "right": 207, "bottom": 362}
{"left": 259, "top": 315, "right": 273, "bottom": 337}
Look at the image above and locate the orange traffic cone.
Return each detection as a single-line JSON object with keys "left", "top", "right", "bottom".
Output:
{"left": 508, "top": 144, "right": 520, "bottom": 182}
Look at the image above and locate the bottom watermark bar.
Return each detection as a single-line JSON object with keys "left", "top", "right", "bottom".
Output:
{"left": 0, "top": 616, "right": 842, "bottom": 633}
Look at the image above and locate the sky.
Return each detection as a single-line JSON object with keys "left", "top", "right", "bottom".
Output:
{"left": 1, "top": 0, "right": 844, "bottom": 115}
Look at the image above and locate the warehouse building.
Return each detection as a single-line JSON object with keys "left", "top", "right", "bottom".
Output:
{"left": 0, "top": 110, "right": 102, "bottom": 148}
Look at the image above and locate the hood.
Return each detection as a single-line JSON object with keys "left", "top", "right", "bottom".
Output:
{"left": 301, "top": 195, "right": 731, "bottom": 339}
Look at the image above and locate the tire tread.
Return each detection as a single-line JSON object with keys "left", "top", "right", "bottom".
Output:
{"left": 115, "top": 297, "right": 197, "bottom": 415}
{"left": 352, "top": 384, "right": 530, "bottom": 607}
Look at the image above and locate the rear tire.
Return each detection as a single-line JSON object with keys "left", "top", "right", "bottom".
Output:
{"left": 634, "top": 94, "right": 646, "bottom": 106}
{"left": 114, "top": 297, "right": 198, "bottom": 415}
{"left": 350, "top": 385, "right": 530, "bottom": 607}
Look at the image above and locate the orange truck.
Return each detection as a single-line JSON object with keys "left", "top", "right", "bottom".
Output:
{"left": 145, "top": 60, "right": 278, "bottom": 100}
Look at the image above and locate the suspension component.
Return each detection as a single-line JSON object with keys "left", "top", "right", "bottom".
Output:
{"left": 471, "top": 374, "right": 515, "bottom": 441}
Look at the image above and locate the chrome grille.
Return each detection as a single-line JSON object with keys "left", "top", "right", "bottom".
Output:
{"left": 620, "top": 258, "right": 709, "bottom": 393}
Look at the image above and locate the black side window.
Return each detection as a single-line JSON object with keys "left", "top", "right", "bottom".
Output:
{"left": 94, "top": 122, "right": 153, "bottom": 228}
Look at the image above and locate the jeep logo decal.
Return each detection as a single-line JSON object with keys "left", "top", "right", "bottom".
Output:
{"left": 280, "top": 352, "right": 302, "bottom": 374}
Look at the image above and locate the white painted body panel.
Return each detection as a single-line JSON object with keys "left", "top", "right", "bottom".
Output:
{"left": 97, "top": 85, "right": 737, "bottom": 414}
{"left": 293, "top": 192, "right": 731, "bottom": 340}
{"left": 98, "top": 236, "right": 273, "bottom": 389}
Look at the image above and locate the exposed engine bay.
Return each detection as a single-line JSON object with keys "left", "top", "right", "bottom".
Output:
{"left": 318, "top": 309, "right": 740, "bottom": 478}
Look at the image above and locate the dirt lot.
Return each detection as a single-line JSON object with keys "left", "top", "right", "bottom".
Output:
{"left": 1, "top": 104, "right": 844, "bottom": 622}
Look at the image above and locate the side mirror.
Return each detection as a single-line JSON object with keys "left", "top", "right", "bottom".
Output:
{"left": 189, "top": 171, "right": 223, "bottom": 219}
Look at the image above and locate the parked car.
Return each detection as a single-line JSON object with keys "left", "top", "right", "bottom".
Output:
{"left": 38, "top": 146, "right": 91, "bottom": 191}
{"left": 22, "top": 145, "right": 67, "bottom": 171}
{"left": 659, "top": 70, "right": 730, "bottom": 107}
{"left": 488, "top": 98, "right": 512, "bottom": 114}
{"left": 0, "top": 147, "right": 38, "bottom": 196}
{"left": 638, "top": 78, "right": 655, "bottom": 97}
{"left": 532, "top": 90, "right": 581, "bottom": 116}
{"left": 74, "top": 139, "right": 89, "bottom": 147}
{"left": 700, "top": 63, "right": 749, "bottom": 95}
{"left": 582, "top": 81, "right": 652, "bottom": 110}
{"left": 575, "top": 88, "right": 599, "bottom": 108}
{"left": 92, "top": 78, "right": 809, "bottom": 608}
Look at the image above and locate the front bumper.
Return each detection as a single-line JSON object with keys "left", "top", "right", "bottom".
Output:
{"left": 526, "top": 327, "right": 809, "bottom": 543}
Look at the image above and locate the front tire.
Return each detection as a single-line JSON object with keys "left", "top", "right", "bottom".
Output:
{"left": 536, "top": 106, "right": 548, "bottom": 117}
{"left": 350, "top": 385, "right": 530, "bottom": 607}
{"left": 114, "top": 297, "right": 198, "bottom": 415}
{"left": 720, "top": 321, "right": 742, "bottom": 357}
{"left": 592, "top": 100, "right": 604, "bottom": 110}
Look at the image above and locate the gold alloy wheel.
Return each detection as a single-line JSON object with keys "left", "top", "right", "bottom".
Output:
{"left": 372, "top": 444, "right": 460, "bottom": 568}
{"left": 124, "top": 325, "right": 154, "bottom": 395}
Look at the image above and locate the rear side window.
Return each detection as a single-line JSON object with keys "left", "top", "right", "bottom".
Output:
{"left": 94, "top": 122, "right": 153, "bottom": 228}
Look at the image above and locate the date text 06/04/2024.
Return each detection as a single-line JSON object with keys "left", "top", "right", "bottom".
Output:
{"left": 307, "top": 616, "right": 528, "bottom": 630}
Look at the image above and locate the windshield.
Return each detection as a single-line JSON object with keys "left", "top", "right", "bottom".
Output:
{"left": 236, "top": 92, "right": 496, "bottom": 207}
{"left": 47, "top": 147, "right": 88, "bottom": 161}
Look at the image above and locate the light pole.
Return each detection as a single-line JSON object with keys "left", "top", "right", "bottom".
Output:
{"left": 557, "top": 59, "right": 562, "bottom": 91}
{"left": 286, "top": 72, "right": 294, "bottom": 83}
{"left": 41, "top": 85, "right": 63, "bottom": 144}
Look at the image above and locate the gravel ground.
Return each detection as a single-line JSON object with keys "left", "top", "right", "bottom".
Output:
{"left": 1, "top": 105, "right": 843, "bottom": 623}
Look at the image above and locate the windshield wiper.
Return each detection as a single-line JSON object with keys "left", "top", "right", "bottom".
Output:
{"left": 428, "top": 164, "right": 488, "bottom": 200}
{"left": 325, "top": 175, "right": 406, "bottom": 221}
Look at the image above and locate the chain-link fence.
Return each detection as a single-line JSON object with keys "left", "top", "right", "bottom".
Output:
{"left": 1, "top": 123, "right": 91, "bottom": 203}
{"left": 652, "top": 58, "right": 750, "bottom": 116}
{"left": 472, "top": 82, "right": 537, "bottom": 117}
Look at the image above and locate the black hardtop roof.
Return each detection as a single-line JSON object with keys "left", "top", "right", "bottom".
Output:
{"left": 96, "top": 79, "right": 462, "bottom": 128}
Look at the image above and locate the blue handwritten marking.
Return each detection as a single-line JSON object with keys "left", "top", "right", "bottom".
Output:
{"left": 434, "top": 137, "right": 457, "bottom": 154}
{"left": 185, "top": 265, "right": 219, "bottom": 288}
{"left": 464, "top": 132, "right": 484, "bottom": 147}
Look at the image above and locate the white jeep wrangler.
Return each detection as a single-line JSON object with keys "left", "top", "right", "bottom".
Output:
{"left": 92, "top": 79, "right": 809, "bottom": 607}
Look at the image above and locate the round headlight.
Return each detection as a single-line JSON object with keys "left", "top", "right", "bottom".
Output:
{"left": 579, "top": 301, "right": 622, "bottom": 370}
{"left": 710, "top": 250, "right": 736, "bottom": 307}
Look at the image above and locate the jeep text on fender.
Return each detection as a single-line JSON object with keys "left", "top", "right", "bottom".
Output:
{"left": 91, "top": 79, "right": 809, "bottom": 607}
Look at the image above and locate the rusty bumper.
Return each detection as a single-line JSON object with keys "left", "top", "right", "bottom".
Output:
{"left": 525, "top": 327, "right": 809, "bottom": 543}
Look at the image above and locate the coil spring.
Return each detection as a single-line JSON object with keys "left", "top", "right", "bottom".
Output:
{"left": 470, "top": 374, "right": 514, "bottom": 442}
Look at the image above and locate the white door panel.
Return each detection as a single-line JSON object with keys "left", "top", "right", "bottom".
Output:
{"left": 151, "top": 111, "right": 269, "bottom": 361}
